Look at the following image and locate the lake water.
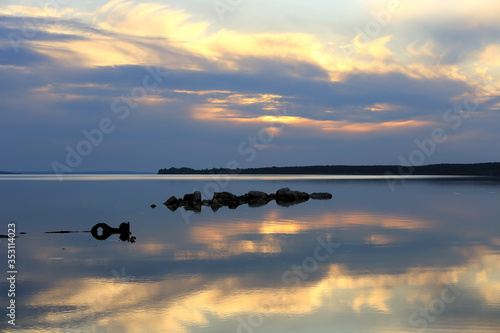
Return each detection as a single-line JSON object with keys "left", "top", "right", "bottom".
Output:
{"left": 1, "top": 175, "right": 500, "bottom": 332}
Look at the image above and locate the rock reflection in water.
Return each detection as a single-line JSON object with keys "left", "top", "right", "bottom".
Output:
{"left": 162, "top": 187, "right": 333, "bottom": 213}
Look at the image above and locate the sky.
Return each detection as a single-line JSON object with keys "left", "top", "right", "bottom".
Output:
{"left": 1, "top": 0, "right": 499, "bottom": 173}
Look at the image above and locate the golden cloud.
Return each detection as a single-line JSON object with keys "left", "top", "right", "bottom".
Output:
{"left": 405, "top": 39, "right": 436, "bottom": 58}
{"left": 4, "top": 0, "right": 497, "bottom": 90}
{"left": 0, "top": 5, "right": 74, "bottom": 18}
{"left": 193, "top": 104, "right": 435, "bottom": 134}
{"left": 362, "top": 103, "right": 402, "bottom": 112}
{"left": 26, "top": 246, "right": 500, "bottom": 332}
{"left": 181, "top": 210, "right": 431, "bottom": 260}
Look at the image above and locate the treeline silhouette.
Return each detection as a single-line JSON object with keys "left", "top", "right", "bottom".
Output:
{"left": 158, "top": 163, "right": 500, "bottom": 176}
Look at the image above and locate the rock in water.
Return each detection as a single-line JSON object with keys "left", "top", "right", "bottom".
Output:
{"left": 310, "top": 192, "right": 333, "bottom": 200}
{"left": 276, "top": 187, "right": 291, "bottom": 196}
{"left": 247, "top": 190, "right": 268, "bottom": 198}
{"left": 162, "top": 188, "right": 332, "bottom": 212}
{"left": 275, "top": 188, "right": 309, "bottom": 207}
{"left": 164, "top": 196, "right": 180, "bottom": 211}
{"left": 212, "top": 192, "right": 239, "bottom": 207}
{"left": 246, "top": 190, "right": 272, "bottom": 207}
{"left": 183, "top": 193, "right": 194, "bottom": 202}
{"left": 209, "top": 198, "right": 223, "bottom": 212}
{"left": 193, "top": 191, "right": 202, "bottom": 203}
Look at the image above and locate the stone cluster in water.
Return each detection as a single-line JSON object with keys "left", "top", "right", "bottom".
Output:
{"left": 161, "top": 187, "right": 332, "bottom": 213}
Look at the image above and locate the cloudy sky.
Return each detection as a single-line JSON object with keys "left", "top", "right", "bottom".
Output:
{"left": 1, "top": 0, "right": 499, "bottom": 172}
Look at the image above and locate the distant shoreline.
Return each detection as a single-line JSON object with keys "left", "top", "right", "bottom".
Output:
{"left": 158, "top": 163, "right": 500, "bottom": 177}
{"left": 3, "top": 163, "right": 500, "bottom": 177}
{"left": 0, "top": 171, "right": 155, "bottom": 175}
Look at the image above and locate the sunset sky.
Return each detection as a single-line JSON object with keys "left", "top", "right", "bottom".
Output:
{"left": 1, "top": 0, "right": 499, "bottom": 172}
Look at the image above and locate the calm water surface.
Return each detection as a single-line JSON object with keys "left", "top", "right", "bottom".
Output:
{"left": 1, "top": 175, "right": 499, "bottom": 332}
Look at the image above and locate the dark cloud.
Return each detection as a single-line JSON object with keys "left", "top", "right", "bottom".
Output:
{"left": 418, "top": 24, "right": 500, "bottom": 65}
{"left": 0, "top": 8, "right": 498, "bottom": 172}
{"left": 0, "top": 45, "right": 51, "bottom": 65}
{"left": 0, "top": 15, "right": 107, "bottom": 38}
